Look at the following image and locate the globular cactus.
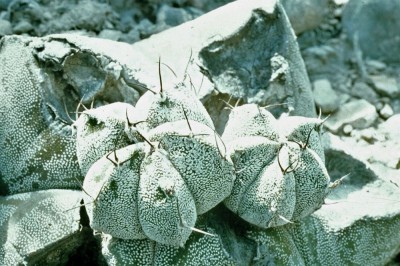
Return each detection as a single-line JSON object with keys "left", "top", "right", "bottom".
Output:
{"left": 74, "top": 102, "right": 136, "bottom": 175}
{"left": 129, "top": 84, "right": 215, "bottom": 132}
{"left": 78, "top": 87, "right": 235, "bottom": 247}
{"left": 222, "top": 104, "right": 330, "bottom": 228}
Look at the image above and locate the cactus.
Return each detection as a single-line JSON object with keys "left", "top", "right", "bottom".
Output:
{"left": 74, "top": 102, "right": 136, "bottom": 175}
{"left": 222, "top": 104, "right": 330, "bottom": 228}
{"left": 1, "top": 20, "right": 399, "bottom": 264}
{"left": 79, "top": 87, "right": 235, "bottom": 247}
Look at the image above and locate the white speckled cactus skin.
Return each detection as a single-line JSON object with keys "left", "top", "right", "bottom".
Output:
{"left": 131, "top": 85, "right": 215, "bottom": 132}
{"left": 79, "top": 87, "right": 235, "bottom": 247}
{"left": 222, "top": 104, "right": 330, "bottom": 228}
{"left": 74, "top": 102, "right": 136, "bottom": 176}
{"left": 0, "top": 35, "right": 82, "bottom": 195}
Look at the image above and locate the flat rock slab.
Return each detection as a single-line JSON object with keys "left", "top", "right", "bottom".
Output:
{"left": 0, "top": 189, "right": 84, "bottom": 265}
{"left": 324, "top": 99, "right": 378, "bottom": 133}
{"left": 370, "top": 75, "right": 400, "bottom": 97}
{"left": 126, "top": 0, "right": 316, "bottom": 119}
{"left": 328, "top": 115, "right": 400, "bottom": 171}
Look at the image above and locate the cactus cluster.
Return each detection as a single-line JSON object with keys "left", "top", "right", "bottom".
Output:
{"left": 74, "top": 80, "right": 332, "bottom": 247}
{"left": 222, "top": 104, "right": 330, "bottom": 228}
{"left": 75, "top": 85, "right": 235, "bottom": 247}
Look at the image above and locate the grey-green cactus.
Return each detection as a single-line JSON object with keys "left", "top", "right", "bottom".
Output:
{"left": 222, "top": 104, "right": 330, "bottom": 228}
{"left": 80, "top": 88, "right": 235, "bottom": 247}
{"left": 0, "top": 190, "right": 84, "bottom": 265}
{"left": 131, "top": 85, "right": 215, "bottom": 132}
{"left": 0, "top": 37, "right": 82, "bottom": 195}
{"left": 101, "top": 222, "right": 236, "bottom": 266}
{"left": 74, "top": 102, "right": 136, "bottom": 175}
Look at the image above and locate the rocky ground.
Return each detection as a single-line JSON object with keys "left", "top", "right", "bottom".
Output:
{"left": 0, "top": 0, "right": 399, "bottom": 265}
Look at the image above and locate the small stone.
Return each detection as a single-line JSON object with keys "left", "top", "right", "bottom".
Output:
{"left": 12, "top": 20, "right": 34, "bottom": 34}
{"left": 120, "top": 28, "right": 140, "bottom": 43}
{"left": 281, "top": 0, "right": 330, "bottom": 34}
{"left": 313, "top": 79, "right": 340, "bottom": 113}
{"left": 343, "top": 124, "right": 353, "bottom": 135}
{"left": 156, "top": 5, "right": 202, "bottom": 27}
{"left": 136, "top": 18, "right": 157, "bottom": 38}
{"left": 371, "top": 75, "right": 400, "bottom": 97}
{"left": 359, "top": 128, "right": 376, "bottom": 142}
{"left": 0, "top": 0, "right": 13, "bottom": 10}
{"left": 379, "top": 104, "right": 394, "bottom": 119}
{"left": 379, "top": 114, "right": 400, "bottom": 134}
{"left": 333, "top": 0, "right": 348, "bottom": 4}
{"left": 338, "top": 93, "right": 351, "bottom": 105}
{"left": 350, "top": 82, "right": 378, "bottom": 103}
{"left": 325, "top": 99, "right": 378, "bottom": 133}
{"left": 0, "top": 19, "right": 11, "bottom": 36}
{"left": 365, "top": 60, "right": 386, "bottom": 73}
{"left": 98, "top": 29, "right": 122, "bottom": 41}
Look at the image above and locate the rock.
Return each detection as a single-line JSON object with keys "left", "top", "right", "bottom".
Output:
{"left": 338, "top": 92, "right": 351, "bottom": 105}
{"left": 379, "top": 114, "right": 400, "bottom": 139}
{"left": 12, "top": 20, "right": 34, "bottom": 34}
{"left": 342, "top": 0, "right": 400, "bottom": 63}
{"left": 365, "top": 59, "right": 387, "bottom": 74}
{"left": 370, "top": 75, "right": 400, "bottom": 97}
{"left": 38, "top": 1, "right": 118, "bottom": 35}
{"left": 379, "top": 103, "right": 394, "bottom": 119}
{"left": 189, "top": 0, "right": 232, "bottom": 12}
{"left": 98, "top": 29, "right": 123, "bottom": 41}
{"left": 131, "top": 0, "right": 315, "bottom": 119}
{"left": 136, "top": 18, "right": 159, "bottom": 38}
{"left": 333, "top": 0, "right": 348, "bottom": 4}
{"left": 156, "top": 4, "right": 203, "bottom": 27}
{"left": 328, "top": 122, "right": 400, "bottom": 172}
{"left": 349, "top": 81, "right": 378, "bottom": 104}
{"left": 120, "top": 28, "right": 140, "bottom": 43}
{"left": 290, "top": 163, "right": 400, "bottom": 265}
{"left": 324, "top": 99, "right": 378, "bottom": 133}
{"left": 0, "top": 190, "right": 84, "bottom": 265}
{"left": 0, "top": 0, "right": 12, "bottom": 10}
{"left": 342, "top": 124, "right": 353, "bottom": 135}
{"left": 312, "top": 79, "right": 340, "bottom": 113}
{"left": 301, "top": 44, "right": 344, "bottom": 81}
{"left": 0, "top": 19, "right": 11, "bottom": 36}
{"left": 280, "top": 0, "right": 330, "bottom": 34}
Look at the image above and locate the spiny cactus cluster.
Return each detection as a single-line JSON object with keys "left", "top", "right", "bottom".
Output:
{"left": 73, "top": 80, "right": 332, "bottom": 247}
{"left": 222, "top": 104, "right": 331, "bottom": 228}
